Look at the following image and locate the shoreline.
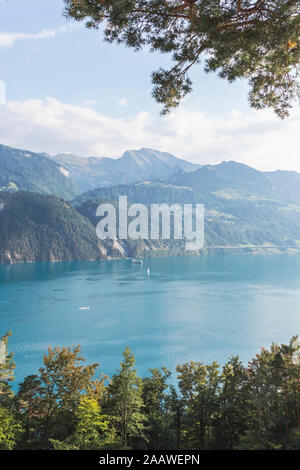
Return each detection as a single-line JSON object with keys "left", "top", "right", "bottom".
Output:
{"left": 1, "top": 245, "right": 300, "bottom": 266}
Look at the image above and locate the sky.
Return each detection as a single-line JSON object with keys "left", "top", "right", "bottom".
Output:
{"left": 0, "top": 0, "right": 299, "bottom": 171}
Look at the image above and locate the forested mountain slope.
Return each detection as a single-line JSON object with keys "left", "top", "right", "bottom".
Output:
{"left": 0, "top": 192, "right": 118, "bottom": 263}
{"left": 0, "top": 144, "right": 78, "bottom": 200}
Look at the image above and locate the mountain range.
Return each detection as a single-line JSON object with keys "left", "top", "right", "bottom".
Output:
{"left": 50, "top": 148, "right": 198, "bottom": 193}
{"left": 1, "top": 142, "right": 300, "bottom": 263}
{"left": 0, "top": 144, "right": 198, "bottom": 197}
{"left": 72, "top": 161, "right": 300, "bottom": 257}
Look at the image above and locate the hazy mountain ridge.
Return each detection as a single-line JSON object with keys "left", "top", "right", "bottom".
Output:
{"left": 168, "top": 161, "right": 300, "bottom": 204}
{"left": 0, "top": 144, "right": 78, "bottom": 200}
{"left": 0, "top": 144, "right": 198, "bottom": 199}
{"left": 73, "top": 160, "right": 300, "bottom": 207}
{"left": 52, "top": 148, "right": 199, "bottom": 193}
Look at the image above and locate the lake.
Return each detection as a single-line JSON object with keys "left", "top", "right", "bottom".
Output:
{"left": 1, "top": 254, "right": 300, "bottom": 388}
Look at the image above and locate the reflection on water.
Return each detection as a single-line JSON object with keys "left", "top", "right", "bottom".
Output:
{"left": 1, "top": 254, "right": 300, "bottom": 388}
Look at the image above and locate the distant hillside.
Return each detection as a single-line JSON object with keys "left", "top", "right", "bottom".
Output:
{"left": 73, "top": 161, "right": 300, "bottom": 256}
{"left": 52, "top": 148, "right": 198, "bottom": 193}
{"left": 73, "top": 160, "right": 300, "bottom": 207}
{"left": 1, "top": 149, "right": 300, "bottom": 263}
{"left": 0, "top": 192, "right": 122, "bottom": 264}
{"left": 168, "top": 161, "right": 300, "bottom": 204}
{"left": 0, "top": 144, "right": 78, "bottom": 200}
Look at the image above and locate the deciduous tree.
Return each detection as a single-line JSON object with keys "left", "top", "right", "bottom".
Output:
{"left": 106, "top": 346, "right": 146, "bottom": 447}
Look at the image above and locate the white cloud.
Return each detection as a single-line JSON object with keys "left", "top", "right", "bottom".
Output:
{"left": 119, "top": 98, "right": 128, "bottom": 107}
{"left": 0, "top": 26, "right": 68, "bottom": 48}
{"left": 82, "top": 99, "right": 100, "bottom": 106}
{"left": 0, "top": 97, "right": 299, "bottom": 172}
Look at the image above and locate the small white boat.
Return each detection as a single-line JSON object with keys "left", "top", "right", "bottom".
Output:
{"left": 131, "top": 259, "right": 143, "bottom": 265}
{"left": 147, "top": 268, "right": 150, "bottom": 276}
{"left": 79, "top": 306, "right": 90, "bottom": 310}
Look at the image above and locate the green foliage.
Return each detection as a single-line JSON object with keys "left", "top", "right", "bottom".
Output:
{"left": 142, "top": 368, "right": 174, "bottom": 449}
{"left": 0, "top": 331, "right": 15, "bottom": 404}
{"left": 105, "top": 347, "right": 147, "bottom": 447}
{"left": 215, "top": 356, "right": 252, "bottom": 449}
{"left": 177, "top": 360, "right": 220, "bottom": 449}
{"left": 0, "top": 406, "right": 23, "bottom": 450}
{"left": 16, "top": 375, "right": 43, "bottom": 449}
{"left": 287, "top": 428, "right": 300, "bottom": 450}
{"left": 2, "top": 333, "right": 300, "bottom": 449}
{"left": 0, "top": 334, "right": 19, "bottom": 451}
{"left": 39, "top": 345, "right": 99, "bottom": 409}
{"left": 51, "top": 396, "right": 119, "bottom": 449}
{"left": 15, "top": 345, "right": 99, "bottom": 448}
{"left": 37, "top": 345, "right": 99, "bottom": 446}
{"left": 64, "top": 0, "right": 300, "bottom": 117}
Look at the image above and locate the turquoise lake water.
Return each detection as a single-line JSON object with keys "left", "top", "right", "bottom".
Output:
{"left": 1, "top": 254, "right": 300, "bottom": 388}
